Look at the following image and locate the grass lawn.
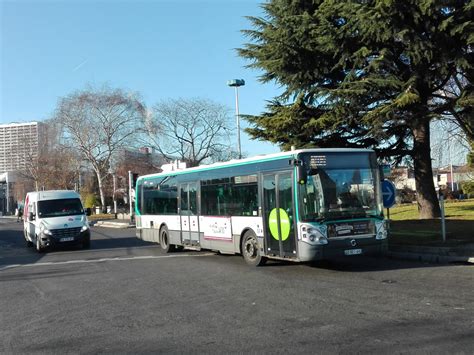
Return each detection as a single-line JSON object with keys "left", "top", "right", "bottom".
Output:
{"left": 388, "top": 199, "right": 474, "bottom": 246}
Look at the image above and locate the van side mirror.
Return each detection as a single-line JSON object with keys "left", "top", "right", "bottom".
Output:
{"left": 85, "top": 208, "right": 92, "bottom": 216}
{"left": 28, "top": 212, "right": 35, "bottom": 221}
{"left": 296, "top": 165, "right": 307, "bottom": 185}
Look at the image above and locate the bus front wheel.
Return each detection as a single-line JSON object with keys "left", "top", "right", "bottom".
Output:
{"left": 160, "top": 226, "right": 175, "bottom": 253}
{"left": 242, "top": 230, "right": 266, "bottom": 266}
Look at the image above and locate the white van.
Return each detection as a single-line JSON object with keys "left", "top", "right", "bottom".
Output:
{"left": 23, "top": 190, "right": 91, "bottom": 252}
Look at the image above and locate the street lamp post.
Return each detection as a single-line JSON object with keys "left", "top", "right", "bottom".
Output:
{"left": 227, "top": 79, "right": 245, "bottom": 159}
{"left": 112, "top": 173, "right": 117, "bottom": 218}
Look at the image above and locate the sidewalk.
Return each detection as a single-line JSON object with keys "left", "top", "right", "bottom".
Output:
{"left": 90, "top": 219, "right": 135, "bottom": 228}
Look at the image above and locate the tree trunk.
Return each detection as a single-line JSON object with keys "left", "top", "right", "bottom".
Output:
{"left": 412, "top": 120, "right": 441, "bottom": 219}
{"left": 95, "top": 170, "right": 106, "bottom": 213}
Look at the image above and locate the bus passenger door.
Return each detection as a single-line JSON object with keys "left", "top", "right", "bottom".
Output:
{"left": 262, "top": 172, "right": 296, "bottom": 258}
{"left": 180, "top": 183, "right": 199, "bottom": 246}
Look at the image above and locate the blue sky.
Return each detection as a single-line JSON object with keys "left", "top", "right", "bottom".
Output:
{"left": 0, "top": 0, "right": 281, "bottom": 156}
{"left": 1, "top": 0, "right": 468, "bottom": 165}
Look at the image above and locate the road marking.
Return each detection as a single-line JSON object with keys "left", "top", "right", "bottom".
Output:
{"left": 0, "top": 253, "right": 215, "bottom": 271}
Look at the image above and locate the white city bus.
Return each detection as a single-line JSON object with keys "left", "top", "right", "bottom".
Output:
{"left": 135, "top": 149, "right": 388, "bottom": 266}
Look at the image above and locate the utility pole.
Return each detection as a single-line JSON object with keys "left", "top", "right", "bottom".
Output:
{"left": 112, "top": 173, "right": 117, "bottom": 219}
{"left": 128, "top": 170, "right": 133, "bottom": 222}
{"left": 449, "top": 136, "right": 455, "bottom": 191}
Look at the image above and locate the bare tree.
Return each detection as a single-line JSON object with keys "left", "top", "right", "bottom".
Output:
{"left": 431, "top": 119, "right": 469, "bottom": 169}
{"left": 54, "top": 87, "right": 146, "bottom": 211}
{"left": 435, "top": 73, "right": 473, "bottom": 141}
{"left": 145, "top": 98, "right": 236, "bottom": 167}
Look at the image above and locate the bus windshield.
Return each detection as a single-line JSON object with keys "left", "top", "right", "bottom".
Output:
{"left": 38, "top": 198, "right": 84, "bottom": 218}
{"left": 298, "top": 153, "right": 383, "bottom": 222}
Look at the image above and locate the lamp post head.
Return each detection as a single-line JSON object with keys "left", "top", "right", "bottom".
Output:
{"left": 227, "top": 79, "right": 245, "bottom": 87}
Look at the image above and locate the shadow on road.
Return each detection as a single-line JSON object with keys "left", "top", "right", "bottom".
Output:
{"left": 0, "top": 221, "right": 48, "bottom": 266}
{"left": 195, "top": 250, "right": 444, "bottom": 272}
{"left": 0, "top": 267, "right": 97, "bottom": 282}
{"left": 306, "top": 255, "right": 445, "bottom": 272}
{"left": 89, "top": 227, "right": 155, "bottom": 250}
{"left": 1, "top": 219, "right": 449, "bottom": 272}
{"left": 93, "top": 236, "right": 154, "bottom": 248}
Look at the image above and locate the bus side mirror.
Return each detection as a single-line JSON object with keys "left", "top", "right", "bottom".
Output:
{"left": 29, "top": 212, "right": 35, "bottom": 221}
{"left": 296, "top": 166, "right": 307, "bottom": 185}
{"left": 85, "top": 208, "right": 92, "bottom": 216}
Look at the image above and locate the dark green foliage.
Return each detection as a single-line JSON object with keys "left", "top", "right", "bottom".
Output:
{"left": 239, "top": 0, "right": 473, "bottom": 218}
{"left": 461, "top": 181, "right": 474, "bottom": 195}
{"left": 240, "top": 0, "right": 472, "bottom": 156}
{"left": 468, "top": 140, "right": 474, "bottom": 168}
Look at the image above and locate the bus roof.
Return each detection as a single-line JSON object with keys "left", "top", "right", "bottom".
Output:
{"left": 137, "top": 148, "right": 375, "bottom": 181}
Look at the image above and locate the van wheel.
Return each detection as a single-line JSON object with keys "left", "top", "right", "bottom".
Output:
{"left": 159, "top": 226, "right": 175, "bottom": 253}
{"left": 242, "top": 230, "right": 267, "bottom": 266}
{"left": 24, "top": 230, "right": 33, "bottom": 247}
{"left": 35, "top": 235, "right": 45, "bottom": 253}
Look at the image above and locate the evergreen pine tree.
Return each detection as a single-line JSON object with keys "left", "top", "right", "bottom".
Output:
{"left": 239, "top": 0, "right": 473, "bottom": 218}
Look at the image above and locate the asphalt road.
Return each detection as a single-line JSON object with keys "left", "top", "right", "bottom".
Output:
{"left": 0, "top": 217, "right": 473, "bottom": 354}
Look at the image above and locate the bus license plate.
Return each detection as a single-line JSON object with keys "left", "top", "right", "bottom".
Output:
{"left": 60, "top": 237, "right": 74, "bottom": 242}
{"left": 344, "top": 248, "right": 362, "bottom": 256}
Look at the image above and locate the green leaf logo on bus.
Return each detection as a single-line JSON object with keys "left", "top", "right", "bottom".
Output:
{"left": 269, "top": 208, "right": 290, "bottom": 241}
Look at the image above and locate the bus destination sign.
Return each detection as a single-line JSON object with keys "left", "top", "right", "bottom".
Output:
{"left": 310, "top": 155, "right": 327, "bottom": 168}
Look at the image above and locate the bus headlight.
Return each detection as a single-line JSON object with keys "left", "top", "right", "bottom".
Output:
{"left": 311, "top": 235, "right": 328, "bottom": 245}
{"left": 376, "top": 229, "right": 387, "bottom": 240}
{"left": 375, "top": 220, "right": 388, "bottom": 240}
{"left": 301, "top": 224, "right": 328, "bottom": 245}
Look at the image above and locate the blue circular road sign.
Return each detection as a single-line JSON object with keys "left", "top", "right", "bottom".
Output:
{"left": 382, "top": 180, "right": 396, "bottom": 208}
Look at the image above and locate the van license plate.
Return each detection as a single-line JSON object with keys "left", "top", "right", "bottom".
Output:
{"left": 344, "top": 248, "right": 362, "bottom": 256}
{"left": 60, "top": 237, "right": 74, "bottom": 242}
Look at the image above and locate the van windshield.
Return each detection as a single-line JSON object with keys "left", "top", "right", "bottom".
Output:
{"left": 37, "top": 198, "right": 84, "bottom": 218}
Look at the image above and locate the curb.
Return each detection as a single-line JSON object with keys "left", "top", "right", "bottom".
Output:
{"left": 387, "top": 251, "right": 474, "bottom": 264}
{"left": 388, "top": 243, "right": 474, "bottom": 264}
{"left": 389, "top": 243, "right": 474, "bottom": 255}
{"left": 92, "top": 220, "right": 135, "bottom": 229}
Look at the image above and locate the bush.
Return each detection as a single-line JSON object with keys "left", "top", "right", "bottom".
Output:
{"left": 461, "top": 181, "right": 474, "bottom": 195}
{"left": 81, "top": 193, "right": 98, "bottom": 209}
{"left": 396, "top": 186, "right": 416, "bottom": 204}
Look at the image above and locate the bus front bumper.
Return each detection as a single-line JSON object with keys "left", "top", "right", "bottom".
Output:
{"left": 298, "top": 238, "right": 388, "bottom": 262}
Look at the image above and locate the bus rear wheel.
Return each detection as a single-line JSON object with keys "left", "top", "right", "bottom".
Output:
{"left": 242, "top": 230, "right": 266, "bottom": 266}
{"left": 160, "top": 226, "right": 175, "bottom": 253}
